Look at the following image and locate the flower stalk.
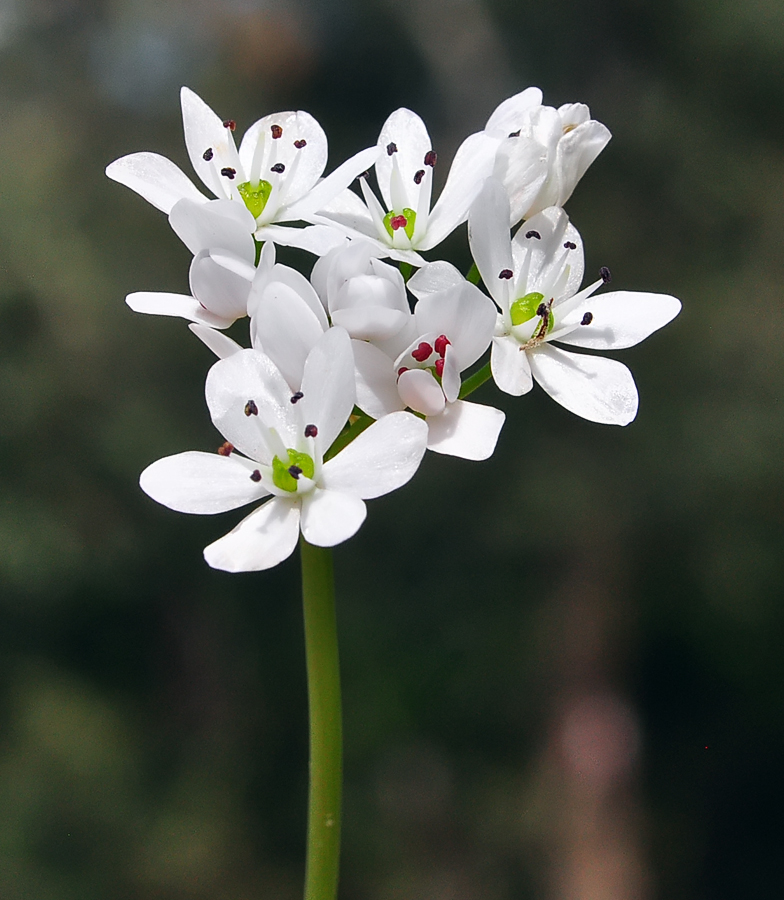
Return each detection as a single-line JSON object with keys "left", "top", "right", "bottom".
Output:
{"left": 300, "top": 538, "right": 342, "bottom": 900}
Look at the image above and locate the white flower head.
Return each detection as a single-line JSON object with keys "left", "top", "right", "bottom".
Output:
{"left": 107, "top": 87, "right": 378, "bottom": 256}
{"left": 139, "top": 327, "right": 429, "bottom": 571}
{"left": 313, "top": 109, "right": 498, "bottom": 264}
{"left": 483, "top": 88, "right": 612, "bottom": 225}
{"left": 468, "top": 177, "right": 681, "bottom": 425}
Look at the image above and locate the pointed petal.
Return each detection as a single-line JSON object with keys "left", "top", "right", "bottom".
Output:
{"left": 555, "top": 291, "right": 682, "bottom": 350}
{"left": 491, "top": 335, "right": 533, "bottom": 395}
{"left": 375, "top": 109, "right": 432, "bottom": 211}
{"left": 206, "top": 349, "right": 300, "bottom": 461}
{"left": 106, "top": 152, "right": 207, "bottom": 214}
{"left": 421, "top": 131, "right": 499, "bottom": 250}
{"left": 300, "top": 326, "right": 356, "bottom": 453}
{"left": 528, "top": 343, "right": 638, "bottom": 425}
{"left": 189, "top": 323, "right": 245, "bottom": 358}
{"left": 321, "top": 411, "right": 428, "bottom": 498}
{"left": 299, "top": 489, "right": 366, "bottom": 546}
{"left": 169, "top": 198, "right": 256, "bottom": 259}
{"left": 467, "top": 177, "right": 513, "bottom": 308}
{"left": 204, "top": 497, "right": 301, "bottom": 572}
{"left": 426, "top": 399, "right": 505, "bottom": 460}
{"left": 126, "top": 291, "right": 232, "bottom": 328}
{"left": 287, "top": 145, "right": 381, "bottom": 219}
{"left": 181, "top": 86, "right": 236, "bottom": 196}
{"left": 140, "top": 450, "right": 269, "bottom": 514}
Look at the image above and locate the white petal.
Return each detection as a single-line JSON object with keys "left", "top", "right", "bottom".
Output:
{"left": 555, "top": 291, "right": 682, "bottom": 350}
{"left": 190, "top": 250, "right": 251, "bottom": 322}
{"left": 467, "top": 177, "right": 513, "bottom": 308}
{"left": 189, "top": 323, "right": 244, "bottom": 358}
{"left": 321, "top": 411, "right": 428, "bottom": 498}
{"left": 181, "top": 86, "right": 237, "bottom": 197}
{"left": 253, "top": 281, "right": 325, "bottom": 390}
{"left": 528, "top": 344, "right": 638, "bottom": 425}
{"left": 106, "top": 152, "right": 207, "bottom": 214}
{"left": 169, "top": 198, "right": 256, "bottom": 259}
{"left": 484, "top": 87, "right": 543, "bottom": 137}
{"left": 287, "top": 145, "right": 381, "bottom": 219}
{"left": 299, "top": 489, "right": 366, "bottom": 546}
{"left": 251, "top": 263, "right": 328, "bottom": 330}
{"left": 493, "top": 138, "right": 549, "bottom": 225}
{"left": 352, "top": 340, "right": 404, "bottom": 419}
{"left": 421, "top": 131, "right": 499, "bottom": 250}
{"left": 426, "top": 399, "right": 505, "bottom": 460}
{"left": 204, "top": 497, "right": 301, "bottom": 572}
{"left": 553, "top": 119, "right": 612, "bottom": 207}
{"left": 300, "top": 327, "right": 356, "bottom": 453}
{"left": 254, "top": 223, "right": 347, "bottom": 256}
{"left": 332, "top": 306, "right": 410, "bottom": 342}
{"left": 511, "top": 206, "right": 584, "bottom": 300}
{"left": 491, "top": 335, "right": 533, "bottom": 396}
{"left": 126, "top": 291, "right": 231, "bottom": 328}
{"left": 440, "top": 346, "right": 461, "bottom": 403}
{"left": 375, "top": 109, "right": 432, "bottom": 212}
{"left": 206, "top": 349, "right": 300, "bottom": 460}
{"left": 311, "top": 188, "right": 377, "bottom": 239}
{"left": 407, "top": 261, "right": 466, "bottom": 300}
{"left": 397, "top": 368, "right": 445, "bottom": 417}
{"left": 140, "top": 451, "right": 269, "bottom": 514}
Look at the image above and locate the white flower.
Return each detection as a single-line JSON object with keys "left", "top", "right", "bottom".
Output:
{"left": 106, "top": 87, "right": 378, "bottom": 255}
{"left": 139, "top": 328, "right": 429, "bottom": 572}
{"left": 482, "top": 88, "right": 612, "bottom": 225}
{"left": 353, "top": 271, "right": 505, "bottom": 460}
{"left": 313, "top": 109, "right": 498, "bottom": 264}
{"left": 468, "top": 178, "right": 681, "bottom": 425}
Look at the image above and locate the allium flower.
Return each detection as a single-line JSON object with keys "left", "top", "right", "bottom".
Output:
{"left": 468, "top": 178, "right": 681, "bottom": 425}
{"left": 353, "top": 273, "right": 505, "bottom": 460}
{"left": 106, "top": 87, "right": 378, "bottom": 255}
{"left": 313, "top": 109, "right": 498, "bottom": 264}
{"left": 482, "top": 88, "right": 612, "bottom": 225}
{"left": 139, "top": 327, "right": 428, "bottom": 571}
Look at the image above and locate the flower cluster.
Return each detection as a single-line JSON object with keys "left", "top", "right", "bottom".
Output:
{"left": 109, "top": 87, "right": 681, "bottom": 571}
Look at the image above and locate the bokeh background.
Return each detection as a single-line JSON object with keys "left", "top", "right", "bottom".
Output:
{"left": 1, "top": 0, "right": 783, "bottom": 897}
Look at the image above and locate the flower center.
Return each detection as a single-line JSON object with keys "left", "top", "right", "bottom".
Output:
{"left": 383, "top": 208, "right": 417, "bottom": 240}
{"left": 238, "top": 179, "right": 273, "bottom": 219}
{"left": 272, "top": 449, "right": 315, "bottom": 492}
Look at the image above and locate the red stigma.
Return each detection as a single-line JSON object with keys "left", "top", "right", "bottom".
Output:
{"left": 389, "top": 214, "right": 408, "bottom": 231}
{"left": 271, "top": 124, "right": 283, "bottom": 139}
{"left": 411, "top": 342, "right": 433, "bottom": 362}
{"left": 434, "top": 334, "right": 450, "bottom": 357}
{"left": 223, "top": 119, "right": 236, "bottom": 131}
{"left": 397, "top": 366, "right": 409, "bottom": 376}
{"left": 435, "top": 358, "right": 445, "bottom": 377}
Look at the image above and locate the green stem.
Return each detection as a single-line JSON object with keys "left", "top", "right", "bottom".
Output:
{"left": 459, "top": 361, "right": 492, "bottom": 398}
{"left": 300, "top": 539, "right": 342, "bottom": 900}
{"left": 466, "top": 262, "right": 481, "bottom": 285}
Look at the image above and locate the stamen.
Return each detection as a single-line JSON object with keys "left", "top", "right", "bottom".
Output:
{"left": 244, "top": 399, "right": 259, "bottom": 416}
{"left": 359, "top": 170, "right": 370, "bottom": 180}
{"left": 434, "top": 334, "right": 450, "bottom": 357}
{"left": 270, "top": 163, "right": 285, "bottom": 173}
{"left": 217, "top": 441, "right": 234, "bottom": 456}
{"left": 389, "top": 214, "right": 408, "bottom": 231}
{"left": 424, "top": 150, "right": 437, "bottom": 167}
{"left": 250, "top": 469, "right": 262, "bottom": 482}
{"left": 288, "top": 465, "right": 302, "bottom": 479}
{"left": 536, "top": 302, "right": 548, "bottom": 317}
{"left": 600, "top": 266, "right": 612, "bottom": 283}
{"left": 202, "top": 147, "right": 214, "bottom": 161}
{"left": 294, "top": 139, "right": 307, "bottom": 149}
{"left": 435, "top": 358, "right": 445, "bottom": 377}
{"left": 412, "top": 342, "right": 433, "bottom": 362}
{"left": 526, "top": 230, "right": 541, "bottom": 240}
{"left": 499, "top": 269, "right": 514, "bottom": 280}
{"left": 290, "top": 391, "right": 304, "bottom": 404}
{"left": 386, "top": 142, "right": 398, "bottom": 156}
{"left": 508, "top": 129, "right": 521, "bottom": 138}
{"left": 414, "top": 169, "right": 425, "bottom": 185}
{"left": 581, "top": 312, "right": 594, "bottom": 325}
{"left": 221, "top": 167, "right": 237, "bottom": 180}
{"left": 564, "top": 241, "right": 577, "bottom": 250}
{"left": 271, "top": 124, "right": 283, "bottom": 139}
{"left": 304, "top": 424, "right": 318, "bottom": 438}
{"left": 223, "top": 119, "right": 236, "bottom": 131}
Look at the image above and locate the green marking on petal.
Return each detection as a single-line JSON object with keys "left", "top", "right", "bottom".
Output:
{"left": 510, "top": 292, "right": 544, "bottom": 326}
{"left": 383, "top": 208, "right": 417, "bottom": 240}
{"left": 272, "top": 449, "right": 315, "bottom": 492}
{"left": 238, "top": 180, "right": 272, "bottom": 219}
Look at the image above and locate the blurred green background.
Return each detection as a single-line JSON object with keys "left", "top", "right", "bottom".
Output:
{"left": 1, "top": 0, "right": 783, "bottom": 898}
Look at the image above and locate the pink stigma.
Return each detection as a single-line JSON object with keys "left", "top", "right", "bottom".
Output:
{"left": 389, "top": 214, "right": 408, "bottom": 231}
